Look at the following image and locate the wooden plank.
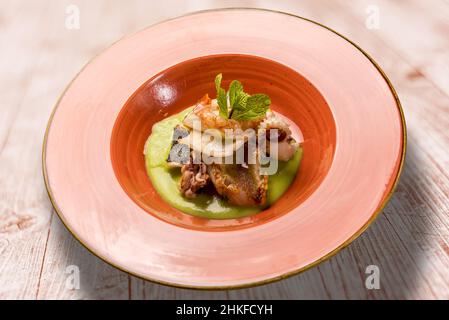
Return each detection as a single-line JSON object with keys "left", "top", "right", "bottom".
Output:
{"left": 0, "top": 0, "right": 60, "bottom": 300}
{"left": 130, "top": 280, "right": 229, "bottom": 300}
{"left": 37, "top": 216, "right": 130, "bottom": 300}
{"left": 334, "top": 0, "right": 449, "bottom": 97}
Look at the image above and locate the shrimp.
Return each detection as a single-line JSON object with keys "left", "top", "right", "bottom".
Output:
{"left": 183, "top": 94, "right": 240, "bottom": 131}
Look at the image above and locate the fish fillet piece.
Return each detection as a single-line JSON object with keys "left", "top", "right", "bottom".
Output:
{"left": 207, "top": 160, "right": 268, "bottom": 206}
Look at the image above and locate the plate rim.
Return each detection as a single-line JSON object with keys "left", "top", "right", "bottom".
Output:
{"left": 42, "top": 7, "right": 407, "bottom": 290}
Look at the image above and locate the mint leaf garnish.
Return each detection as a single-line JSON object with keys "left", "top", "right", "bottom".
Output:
{"left": 231, "top": 94, "right": 271, "bottom": 120}
{"left": 215, "top": 73, "right": 228, "bottom": 119}
{"left": 214, "top": 74, "right": 270, "bottom": 120}
{"left": 233, "top": 92, "right": 249, "bottom": 111}
{"left": 228, "top": 80, "right": 243, "bottom": 109}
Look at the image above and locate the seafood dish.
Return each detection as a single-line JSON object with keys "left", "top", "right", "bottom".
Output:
{"left": 144, "top": 74, "right": 302, "bottom": 219}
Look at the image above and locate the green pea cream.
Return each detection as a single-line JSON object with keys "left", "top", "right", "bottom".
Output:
{"left": 144, "top": 108, "right": 302, "bottom": 219}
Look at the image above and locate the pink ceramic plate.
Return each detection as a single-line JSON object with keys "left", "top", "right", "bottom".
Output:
{"left": 43, "top": 9, "right": 405, "bottom": 289}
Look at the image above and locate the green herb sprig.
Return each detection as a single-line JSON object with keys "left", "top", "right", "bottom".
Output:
{"left": 214, "top": 73, "right": 271, "bottom": 121}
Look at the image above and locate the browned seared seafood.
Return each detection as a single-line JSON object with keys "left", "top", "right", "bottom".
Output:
{"left": 179, "top": 158, "right": 210, "bottom": 198}
{"left": 207, "top": 158, "right": 268, "bottom": 206}
{"left": 168, "top": 74, "right": 300, "bottom": 205}
{"left": 183, "top": 94, "right": 241, "bottom": 131}
{"left": 260, "top": 111, "right": 299, "bottom": 161}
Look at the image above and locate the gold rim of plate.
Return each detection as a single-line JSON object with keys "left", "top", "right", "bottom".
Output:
{"left": 42, "top": 8, "right": 407, "bottom": 291}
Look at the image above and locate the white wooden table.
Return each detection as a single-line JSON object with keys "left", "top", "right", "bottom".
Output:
{"left": 1, "top": 0, "right": 448, "bottom": 299}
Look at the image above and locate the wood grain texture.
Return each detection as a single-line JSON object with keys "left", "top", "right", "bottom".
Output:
{"left": 0, "top": 0, "right": 448, "bottom": 299}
